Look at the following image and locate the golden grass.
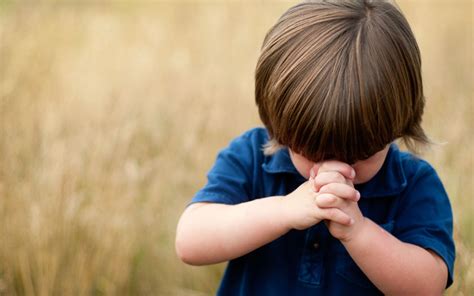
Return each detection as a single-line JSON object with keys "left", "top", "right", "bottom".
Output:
{"left": 0, "top": 1, "right": 472, "bottom": 295}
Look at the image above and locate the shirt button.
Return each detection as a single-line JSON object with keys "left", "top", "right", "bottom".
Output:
{"left": 313, "top": 242, "right": 319, "bottom": 249}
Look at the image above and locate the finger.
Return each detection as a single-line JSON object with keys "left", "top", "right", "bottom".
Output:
{"left": 308, "top": 177, "right": 316, "bottom": 193}
{"left": 310, "top": 164, "right": 319, "bottom": 179}
{"left": 314, "top": 171, "right": 347, "bottom": 192}
{"left": 319, "top": 207, "right": 353, "bottom": 225}
{"left": 310, "top": 166, "right": 316, "bottom": 179}
{"left": 317, "top": 160, "right": 355, "bottom": 180}
{"left": 319, "top": 183, "right": 360, "bottom": 201}
{"left": 316, "top": 193, "right": 353, "bottom": 209}
{"left": 316, "top": 193, "right": 341, "bottom": 208}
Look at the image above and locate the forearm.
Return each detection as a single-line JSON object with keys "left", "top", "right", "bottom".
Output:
{"left": 175, "top": 196, "right": 290, "bottom": 265}
{"left": 342, "top": 218, "right": 447, "bottom": 295}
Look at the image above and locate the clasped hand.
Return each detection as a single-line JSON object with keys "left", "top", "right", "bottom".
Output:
{"left": 284, "top": 160, "right": 365, "bottom": 242}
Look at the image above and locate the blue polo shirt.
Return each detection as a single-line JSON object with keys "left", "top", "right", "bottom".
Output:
{"left": 191, "top": 127, "right": 455, "bottom": 295}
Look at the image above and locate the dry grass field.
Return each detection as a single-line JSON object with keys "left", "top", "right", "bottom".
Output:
{"left": 0, "top": 0, "right": 472, "bottom": 295}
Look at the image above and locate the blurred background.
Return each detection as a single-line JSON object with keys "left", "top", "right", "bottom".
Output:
{"left": 0, "top": 0, "right": 472, "bottom": 295}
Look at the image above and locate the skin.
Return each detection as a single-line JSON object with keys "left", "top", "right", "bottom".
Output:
{"left": 288, "top": 145, "right": 390, "bottom": 184}
{"left": 175, "top": 145, "right": 448, "bottom": 294}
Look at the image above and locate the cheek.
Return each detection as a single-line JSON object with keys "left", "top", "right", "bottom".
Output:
{"left": 302, "top": 163, "right": 313, "bottom": 179}
{"left": 292, "top": 159, "right": 312, "bottom": 179}
{"left": 289, "top": 150, "right": 316, "bottom": 179}
{"left": 352, "top": 166, "right": 366, "bottom": 184}
{"left": 352, "top": 162, "right": 376, "bottom": 184}
{"left": 299, "top": 161, "right": 318, "bottom": 179}
{"left": 352, "top": 149, "right": 389, "bottom": 184}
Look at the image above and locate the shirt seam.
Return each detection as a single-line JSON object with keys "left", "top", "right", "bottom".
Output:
{"left": 397, "top": 233, "right": 454, "bottom": 286}
{"left": 191, "top": 191, "right": 241, "bottom": 205}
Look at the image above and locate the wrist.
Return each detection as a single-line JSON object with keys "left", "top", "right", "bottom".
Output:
{"left": 340, "top": 216, "right": 369, "bottom": 244}
{"left": 278, "top": 195, "right": 295, "bottom": 232}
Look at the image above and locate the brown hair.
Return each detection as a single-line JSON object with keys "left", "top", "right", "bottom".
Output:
{"left": 255, "top": 0, "right": 429, "bottom": 163}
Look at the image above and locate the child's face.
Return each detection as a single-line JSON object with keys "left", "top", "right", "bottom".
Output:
{"left": 289, "top": 146, "right": 390, "bottom": 184}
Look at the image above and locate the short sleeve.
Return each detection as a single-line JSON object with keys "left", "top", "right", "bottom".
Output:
{"left": 394, "top": 164, "right": 455, "bottom": 288}
{"left": 190, "top": 131, "right": 256, "bottom": 205}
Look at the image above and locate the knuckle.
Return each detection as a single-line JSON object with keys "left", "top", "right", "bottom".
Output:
{"left": 342, "top": 185, "right": 355, "bottom": 198}
{"left": 318, "top": 183, "right": 333, "bottom": 193}
{"left": 318, "top": 162, "right": 329, "bottom": 172}
{"left": 327, "top": 194, "right": 337, "bottom": 204}
{"left": 342, "top": 165, "right": 353, "bottom": 176}
{"left": 315, "top": 198, "right": 324, "bottom": 207}
{"left": 313, "top": 176, "right": 323, "bottom": 186}
{"left": 315, "top": 195, "right": 324, "bottom": 206}
{"left": 313, "top": 177, "right": 326, "bottom": 190}
{"left": 317, "top": 161, "right": 354, "bottom": 180}
{"left": 328, "top": 208, "right": 338, "bottom": 219}
{"left": 334, "top": 173, "right": 346, "bottom": 183}
{"left": 318, "top": 193, "right": 335, "bottom": 205}
{"left": 350, "top": 189, "right": 359, "bottom": 200}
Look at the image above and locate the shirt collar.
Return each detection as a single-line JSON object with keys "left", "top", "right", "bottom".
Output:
{"left": 355, "top": 144, "right": 408, "bottom": 198}
{"left": 262, "top": 143, "right": 407, "bottom": 198}
{"left": 262, "top": 148, "right": 300, "bottom": 175}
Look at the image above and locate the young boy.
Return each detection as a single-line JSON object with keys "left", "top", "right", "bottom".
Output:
{"left": 176, "top": 0, "right": 455, "bottom": 295}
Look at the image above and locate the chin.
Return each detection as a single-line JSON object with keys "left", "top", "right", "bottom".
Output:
{"left": 353, "top": 174, "right": 373, "bottom": 185}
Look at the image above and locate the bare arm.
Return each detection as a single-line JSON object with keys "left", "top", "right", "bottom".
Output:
{"left": 314, "top": 161, "right": 448, "bottom": 295}
{"left": 175, "top": 180, "right": 353, "bottom": 265}
{"left": 175, "top": 197, "right": 288, "bottom": 265}
{"left": 341, "top": 218, "right": 447, "bottom": 295}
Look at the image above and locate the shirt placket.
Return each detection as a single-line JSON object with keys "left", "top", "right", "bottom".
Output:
{"left": 298, "top": 223, "right": 328, "bottom": 286}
